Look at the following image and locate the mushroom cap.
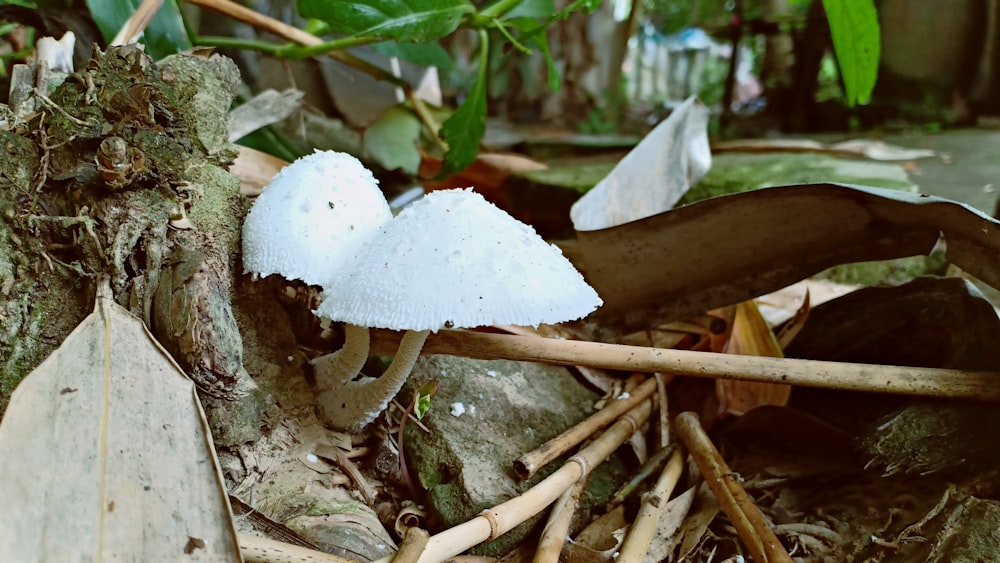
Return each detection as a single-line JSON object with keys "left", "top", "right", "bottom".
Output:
{"left": 242, "top": 150, "right": 392, "bottom": 285}
{"left": 316, "top": 188, "right": 603, "bottom": 331}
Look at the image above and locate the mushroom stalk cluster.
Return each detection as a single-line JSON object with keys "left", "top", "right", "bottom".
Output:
{"left": 244, "top": 153, "right": 602, "bottom": 432}
{"left": 312, "top": 326, "right": 430, "bottom": 431}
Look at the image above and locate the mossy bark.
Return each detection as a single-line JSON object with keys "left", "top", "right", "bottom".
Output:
{"left": 0, "top": 46, "right": 253, "bottom": 431}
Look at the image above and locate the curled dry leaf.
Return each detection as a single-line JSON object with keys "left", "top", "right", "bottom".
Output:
{"left": 716, "top": 300, "right": 790, "bottom": 417}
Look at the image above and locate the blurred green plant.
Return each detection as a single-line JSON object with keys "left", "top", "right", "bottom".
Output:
{"left": 85, "top": 0, "right": 191, "bottom": 60}
{"left": 65, "top": 0, "right": 597, "bottom": 175}
{"left": 278, "top": 0, "right": 600, "bottom": 175}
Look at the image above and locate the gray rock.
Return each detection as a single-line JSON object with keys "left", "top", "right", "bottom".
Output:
{"left": 403, "top": 354, "right": 602, "bottom": 556}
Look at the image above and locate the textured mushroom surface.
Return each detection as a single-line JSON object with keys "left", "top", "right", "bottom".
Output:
{"left": 317, "top": 188, "right": 603, "bottom": 331}
{"left": 242, "top": 150, "right": 391, "bottom": 285}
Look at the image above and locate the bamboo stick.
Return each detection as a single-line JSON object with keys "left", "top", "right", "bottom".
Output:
{"left": 607, "top": 444, "right": 677, "bottom": 511}
{"left": 675, "top": 412, "right": 792, "bottom": 563}
{"left": 369, "top": 330, "right": 1000, "bottom": 400}
{"left": 239, "top": 532, "right": 362, "bottom": 563}
{"left": 392, "top": 528, "right": 430, "bottom": 563}
{"left": 370, "top": 399, "right": 654, "bottom": 563}
{"left": 616, "top": 446, "right": 686, "bottom": 563}
{"left": 110, "top": 0, "right": 162, "bottom": 46}
{"left": 515, "top": 377, "right": 658, "bottom": 479}
{"left": 532, "top": 478, "right": 587, "bottom": 563}
{"left": 185, "top": 0, "right": 320, "bottom": 45}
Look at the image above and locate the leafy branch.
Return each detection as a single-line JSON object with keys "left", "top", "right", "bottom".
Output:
{"left": 277, "top": 0, "right": 596, "bottom": 175}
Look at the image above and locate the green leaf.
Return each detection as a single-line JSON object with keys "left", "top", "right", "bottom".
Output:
{"left": 439, "top": 31, "right": 489, "bottom": 176}
{"left": 363, "top": 105, "right": 422, "bottom": 174}
{"left": 533, "top": 33, "right": 560, "bottom": 92}
{"left": 504, "top": 17, "right": 561, "bottom": 91}
{"left": 822, "top": 0, "right": 880, "bottom": 106}
{"left": 504, "top": 0, "right": 555, "bottom": 20}
{"left": 413, "top": 380, "right": 437, "bottom": 420}
{"left": 298, "top": 0, "right": 475, "bottom": 42}
{"left": 371, "top": 41, "right": 456, "bottom": 70}
{"left": 551, "top": 0, "right": 600, "bottom": 20}
{"left": 85, "top": 0, "right": 191, "bottom": 60}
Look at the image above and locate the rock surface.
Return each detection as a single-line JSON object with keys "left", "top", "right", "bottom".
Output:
{"left": 403, "top": 354, "right": 605, "bottom": 556}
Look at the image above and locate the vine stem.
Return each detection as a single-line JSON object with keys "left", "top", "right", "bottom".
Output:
{"left": 479, "top": 0, "right": 526, "bottom": 20}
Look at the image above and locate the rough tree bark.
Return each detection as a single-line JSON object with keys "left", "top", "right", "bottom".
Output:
{"left": 0, "top": 46, "right": 253, "bottom": 429}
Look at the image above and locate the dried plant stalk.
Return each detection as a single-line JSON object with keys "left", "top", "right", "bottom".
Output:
{"left": 515, "top": 377, "right": 658, "bottom": 479}
{"left": 533, "top": 478, "right": 588, "bottom": 563}
{"left": 674, "top": 412, "right": 792, "bottom": 563}
{"left": 110, "top": 0, "right": 162, "bottom": 45}
{"left": 185, "top": 0, "right": 321, "bottom": 44}
{"left": 239, "top": 532, "right": 363, "bottom": 563}
{"left": 369, "top": 330, "right": 1000, "bottom": 401}
{"left": 616, "top": 447, "right": 686, "bottom": 563}
{"left": 392, "top": 528, "right": 430, "bottom": 563}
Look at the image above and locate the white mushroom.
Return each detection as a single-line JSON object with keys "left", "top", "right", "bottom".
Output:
{"left": 242, "top": 149, "right": 392, "bottom": 385}
{"left": 314, "top": 188, "right": 603, "bottom": 431}
{"left": 242, "top": 150, "right": 392, "bottom": 286}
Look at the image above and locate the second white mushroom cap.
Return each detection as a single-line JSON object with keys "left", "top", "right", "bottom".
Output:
{"left": 316, "top": 188, "right": 603, "bottom": 331}
{"left": 242, "top": 150, "right": 392, "bottom": 285}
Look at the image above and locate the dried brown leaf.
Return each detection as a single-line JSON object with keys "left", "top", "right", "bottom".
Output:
{"left": 0, "top": 283, "right": 240, "bottom": 561}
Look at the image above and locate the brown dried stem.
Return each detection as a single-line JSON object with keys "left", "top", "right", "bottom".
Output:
{"left": 239, "top": 532, "right": 363, "bottom": 563}
{"left": 532, "top": 478, "right": 587, "bottom": 563}
{"left": 369, "top": 329, "right": 1000, "bottom": 401}
{"left": 392, "top": 527, "right": 430, "bottom": 563}
{"left": 616, "top": 446, "right": 686, "bottom": 563}
{"left": 515, "top": 377, "right": 658, "bottom": 480}
{"left": 110, "top": 0, "right": 162, "bottom": 46}
{"left": 675, "top": 412, "right": 792, "bottom": 563}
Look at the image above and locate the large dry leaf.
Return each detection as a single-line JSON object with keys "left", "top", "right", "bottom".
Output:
{"left": 0, "top": 284, "right": 241, "bottom": 562}
{"left": 576, "top": 183, "right": 1000, "bottom": 333}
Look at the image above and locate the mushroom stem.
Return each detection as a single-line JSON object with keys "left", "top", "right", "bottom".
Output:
{"left": 316, "top": 329, "right": 430, "bottom": 432}
{"left": 312, "top": 323, "right": 371, "bottom": 392}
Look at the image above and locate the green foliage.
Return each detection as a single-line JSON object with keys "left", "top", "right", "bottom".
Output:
{"left": 821, "top": 0, "right": 880, "bottom": 106}
{"left": 439, "top": 30, "right": 488, "bottom": 176}
{"left": 505, "top": 0, "right": 555, "bottom": 20}
{"left": 413, "top": 380, "right": 438, "bottom": 420}
{"left": 72, "top": 0, "right": 590, "bottom": 174}
{"left": 363, "top": 105, "right": 422, "bottom": 174}
{"left": 371, "top": 41, "right": 455, "bottom": 70}
{"left": 298, "top": 0, "right": 475, "bottom": 42}
{"left": 85, "top": 0, "right": 191, "bottom": 60}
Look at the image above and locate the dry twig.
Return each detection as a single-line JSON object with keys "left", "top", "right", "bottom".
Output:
{"left": 616, "top": 446, "right": 686, "bottom": 562}
{"left": 675, "top": 412, "right": 792, "bottom": 563}
{"left": 184, "top": 0, "right": 408, "bottom": 88}
{"left": 110, "top": 0, "right": 163, "bottom": 46}
{"left": 392, "top": 527, "right": 430, "bottom": 563}
{"left": 239, "top": 532, "right": 362, "bottom": 563}
{"left": 533, "top": 478, "right": 588, "bottom": 563}
{"left": 515, "top": 377, "right": 658, "bottom": 479}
